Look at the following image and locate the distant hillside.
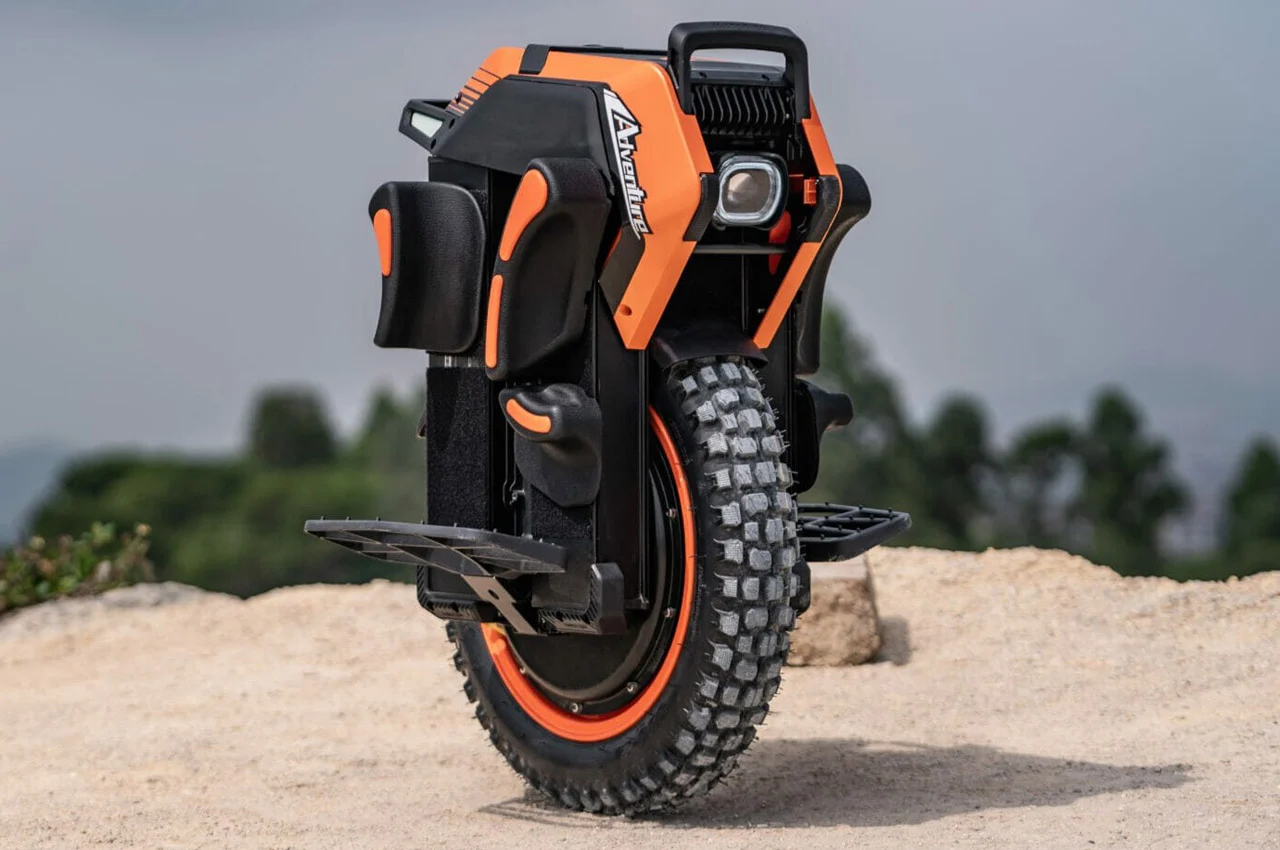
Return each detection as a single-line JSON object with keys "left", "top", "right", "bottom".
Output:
{"left": 0, "top": 442, "right": 72, "bottom": 545}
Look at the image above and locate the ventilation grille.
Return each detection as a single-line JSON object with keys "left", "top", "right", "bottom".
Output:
{"left": 691, "top": 84, "right": 794, "bottom": 139}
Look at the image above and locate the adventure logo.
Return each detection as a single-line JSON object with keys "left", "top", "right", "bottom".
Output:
{"left": 602, "top": 88, "right": 650, "bottom": 237}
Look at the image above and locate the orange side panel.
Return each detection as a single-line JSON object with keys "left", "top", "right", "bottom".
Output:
{"left": 752, "top": 98, "right": 843, "bottom": 350}
{"left": 498, "top": 169, "right": 549, "bottom": 262}
{"left": 533, "top": 52, "right": 712, "bottom": 350}
{"left": 372, "top": 208, "right": 393, "bottom": 277}
{"left": 484, "top": 274, "right": 504, "bottom": 369}
{"left": 459, "top": 47, "right": 711, "bottom": 350}
{"left": 504, "top": 398, "right": 552, "bottom": 434}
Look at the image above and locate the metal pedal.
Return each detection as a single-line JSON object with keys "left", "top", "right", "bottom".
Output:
{"left": 797, "top": 503, "right": 912, "bottom": 562}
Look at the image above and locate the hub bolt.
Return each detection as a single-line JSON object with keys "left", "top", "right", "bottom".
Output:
{"left": 663, "top": 607, "right": 676, "bottom": 619}
{"left": 569, "top": 702, "right": 582, "bottom": 714}
{"left": 625, "top": 681, "right": 639, "bottom": 694}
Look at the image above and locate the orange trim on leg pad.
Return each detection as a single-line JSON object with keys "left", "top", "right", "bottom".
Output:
{"left": 504, "top": 398, "right": 552, "bottom": 434}
{"left": 499, "top": 170, "right": 549, "bottom": 262}
{"left": 484, "top": 274, "right": 504, "bottom": 369}
{"left": 372, "top": 208, "right": 393, "bottom": 276}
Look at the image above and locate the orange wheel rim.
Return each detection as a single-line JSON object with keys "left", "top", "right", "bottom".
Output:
{"left": 481, "top": 406, "right": 696, "bottom": 742}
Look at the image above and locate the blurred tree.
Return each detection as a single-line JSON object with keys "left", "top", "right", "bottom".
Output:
{"left": 808, "top": 307, "right": 926, "bottom": 532}
{"left": 1217, "top": 436, "right": 1280, "bottom": 578}
{"left": 166, "top": 466, "right": 410, "bottom": 597}
{"left": 26, "top": 384, "right": 419, "bottom": 596}
{"left": 998, "top": 420, "right": 1078, "bottom": 550}
{"left": 914, "top": 394, "right": 997, "bottom": 549}
{"left": 1072, "top": 387, "right": 1189, "bottom": 576}
{"left": 26, "top": 322, "right": 1246, "bottom": 592}
{"left": 54, "top": 454, "right": 145, "bottom": 499}
{"left": 247, "top": 387, "right": 337, "bottom": 469}
{"left": 348, "top": 385, "right": 426, "bottom": 521}
{"left": 30, "top": 457, "right": 247, "bottom": 570}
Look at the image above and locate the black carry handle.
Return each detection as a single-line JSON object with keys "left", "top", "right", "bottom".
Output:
{"left": 667, "top": 21, "right": 810, "bottom": 118}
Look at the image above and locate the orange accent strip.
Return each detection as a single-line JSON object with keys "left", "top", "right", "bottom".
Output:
{"left": 373, "top": 208, "right": 393, "bottom": 277}
{"left": 482, "top": 408, "right": 696, "bottom": 742}
{"left": 504, "top": 398, "right": 552, "bottom": 434}
{"left": 484, "top": 274, "right": 503, "bottom": 369}
{"left": 767, "top": 211, "right": 791, "bottom": 275}
{"left": 753, "top": 98, "right": 843, "bottom": 350}
{"left": 804, "top": 96, "right": 840, "bottom": 176}
{"left": 498, "top": 169, "right": 549, "bottom": 262}
{"left": 754, "top": 242, "right": 821, "bottom": 349}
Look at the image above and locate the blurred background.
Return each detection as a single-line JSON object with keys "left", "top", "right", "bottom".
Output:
{"left": 3, "top": 1, "right": 1278, "bottom": 605}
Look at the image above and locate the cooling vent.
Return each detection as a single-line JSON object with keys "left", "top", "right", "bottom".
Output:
{"left": 691, "top": 83, "right": 794, "bottom": 139}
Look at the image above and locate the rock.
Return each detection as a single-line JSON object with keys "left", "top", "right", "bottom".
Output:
{"left": 787, "top": 555, "right": 881, "bottom": 666}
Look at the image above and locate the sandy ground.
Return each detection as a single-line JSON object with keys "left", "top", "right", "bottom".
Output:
{"left": 2, "top": 548, "right": 1278, "bottom": 849}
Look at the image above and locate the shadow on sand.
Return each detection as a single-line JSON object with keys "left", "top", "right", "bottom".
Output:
{"left": 480, "top": 738, "right": 1190, "bottom": 829}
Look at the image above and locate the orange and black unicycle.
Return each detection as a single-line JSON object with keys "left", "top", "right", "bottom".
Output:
{"left": 307, "top": 21, "right": 909, "bottom": 814}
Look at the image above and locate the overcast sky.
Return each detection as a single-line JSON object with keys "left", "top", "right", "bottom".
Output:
{"left": 2, "top": 1, "right": 1278, "bottom": 462}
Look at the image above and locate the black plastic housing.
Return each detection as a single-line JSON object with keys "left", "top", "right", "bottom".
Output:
{"left": 794, "top": 164, "right": 872, "bottom": 375}
{"left": 430, "top": 77, "right": 612, "bottom": 177}
{"left": 368, "top": 181, "right": 486, "bottom": 353}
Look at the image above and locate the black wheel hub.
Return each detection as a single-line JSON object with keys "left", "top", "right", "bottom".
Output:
{"left": 507, "top": 433, "right": 686, "bottom": 715}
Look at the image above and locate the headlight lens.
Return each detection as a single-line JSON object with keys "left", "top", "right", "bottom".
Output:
{"left": 714, "top": 154, "right": 785, "bottom": 227}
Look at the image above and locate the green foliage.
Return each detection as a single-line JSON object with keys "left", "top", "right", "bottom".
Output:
{"left": 998, "top": 420, "right": 1078, "bottom": 549}
{"left": 165, "top": 466, "right": 411, "bottom": 597}
{"left": 30, "top": 457, "right": 249, "bottom": 571}
{"left": 18, "top": 306, "right": 1275, "bottom": 596}
{"left": 247, "top": 387, "right": 338, "bottom": 469}
{"left": 1217, "top": 437, "right": 1280, "bottom": 578}
{"left": 1072, "top": 388, "right": 1189, "bottom": 576}
{"left": 810, "top": 309, "right": 924, "bottom": 519}
{"left": 27, "top": 385, "right": 422, "bottom": 598}
{"left": 1, "top": 523, "right": 154, "bottom": 613}
{"left": 809, "top": 305, "right": 1213, "bottom": 578}
{"left": 916, "top": 395, "right": 997, "bottom": 549}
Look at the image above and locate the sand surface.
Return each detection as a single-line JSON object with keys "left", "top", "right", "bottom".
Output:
{"left": 2, "top": 548, "right": 1278, "bottom": 849}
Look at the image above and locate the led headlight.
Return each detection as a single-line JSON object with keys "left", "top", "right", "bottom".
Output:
{"left": 713, "top": 154, "right": 785, "bottom": 227}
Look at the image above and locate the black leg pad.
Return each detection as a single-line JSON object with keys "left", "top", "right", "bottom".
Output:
{"left": 500, "top": 383, "right": 603, "bottom": 508}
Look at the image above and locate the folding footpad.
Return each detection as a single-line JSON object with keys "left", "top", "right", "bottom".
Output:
{"left": 304, "top": 519, "right": 568, "bottom": 634}
{"left": 797, "top": 503, "right": 912, "bottom": 562}
{"left": 304, "top": 519, "right": 625, "bottom": 636}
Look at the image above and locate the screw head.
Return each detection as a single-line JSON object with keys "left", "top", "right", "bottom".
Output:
{"left": 625, "top": 681, "right": 639, "bottom": 694}
{"left": 663, "top": 607, "right": 677, "bottom": 619}
{"left": 569, "top": 702, "right": 583, "bottom": 714}
{"left": 666, "top": 508, "right": 678, "bottom": 519}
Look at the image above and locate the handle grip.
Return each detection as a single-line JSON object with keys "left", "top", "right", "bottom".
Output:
{"left": 667, "top": 21, "right": 810, "bottom": 118}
